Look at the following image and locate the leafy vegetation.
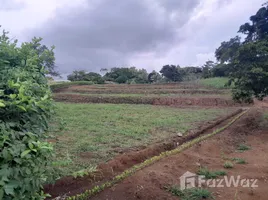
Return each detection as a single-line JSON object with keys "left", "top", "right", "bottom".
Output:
{"left": 237, "top": 144, "right": 251, "bottom": 152}
{"left": 49, "top": 103, "right": 233, "bottom": 175}
{"left": 168, "top": 187, "right": 214, "bottom": 200}
{"left": 223, "top": 161, "right": 234, "bottom": 169}
{"left": 0, "top": 29, "right": 54, "bottom": 199}
{"left": 231, "top": 158, "right": 247, "bottom": 164}
{"left": 67, "top": 71, "right": 104, "bottom": 84}
{"left": 215, "top": 4, "right": 268, "bottom": 102}
{"left": 71, "top": 166, "right": 97, "bottom": 179}
{"left": 197, "top": 167, "right": 226, "bottom": 179}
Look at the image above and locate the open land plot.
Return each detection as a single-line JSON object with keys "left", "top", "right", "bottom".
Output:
{"left": 89, "top": 108, "right": 268, "bottom": 200}
{"left": 53, "top": 93, "right": 240, "bottom": 106}
{"left": 56, "top": 92, "right": 231, "bottom": 98}
{"left": 48, "top": 103, "right": 236, "bottom": 176}
{"left": 58, "top": 87, "right": 230, "bottom": 95}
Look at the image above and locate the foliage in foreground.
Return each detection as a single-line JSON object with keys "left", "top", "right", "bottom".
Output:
{"left": 0, "top": 29, "right": 54, "bottom": 199}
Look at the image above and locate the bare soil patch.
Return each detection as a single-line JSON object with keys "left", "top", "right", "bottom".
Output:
{"left": 53, "top": 93, "right": 244, "bottom": 107}
{"left": 45, "top": 109, "right": 243, "bottom": 198}
{"left": 89, "top": 109, "right": 268, "bottom": 200}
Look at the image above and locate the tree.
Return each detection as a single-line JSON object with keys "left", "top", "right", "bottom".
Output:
{"left": 215, "top": 4, "right": 268, "bottom": 102}
{"left": 215, "top": 36, "right": 241, "bottom": 63}
{"left": 238, "top": 5, "right": 268, "bottom": 42}
{"left": 20, "top": 36, "right": 59, "bottom": 76}
{"left": 67, "top": 70, "right": 104, "bottom": 84}
{"left": 212, "top": 63, "right": 231, "bottom": 77}
{"left": 201, "top": 61, "right": 215, "bottom": 79}
{"left": 229, "top": 40, "right": 268, "bottom": 102}
{"left": 160, "top": 65, "right": 182, "bottom": 82}
{"left": 103, "top": 67, "right": 148, "bottom": 84}
{"left": 148, "top": 70, "right": 162, "bottom": 83}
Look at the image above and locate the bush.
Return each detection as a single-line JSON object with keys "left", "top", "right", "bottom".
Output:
{"left": 0, "top": 30, "right": 54, "bottom": 199}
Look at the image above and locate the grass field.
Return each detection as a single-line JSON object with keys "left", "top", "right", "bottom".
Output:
{"left": 49, "top": 103, "right": 234, "bottom": 176}
{"left": 198, "top": 77, "right": 230, "bottom": 89}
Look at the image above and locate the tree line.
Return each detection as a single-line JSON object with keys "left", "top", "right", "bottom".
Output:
{"left": 67, "top": 2, "right": 268, "bottom": 102}
{"left": 67, "top": 60, "right": 227, "bottom": 84}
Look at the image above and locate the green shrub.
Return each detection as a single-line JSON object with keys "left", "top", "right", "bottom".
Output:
{"left": 231, "top": 158, "right": 247, "bottom": 164}
{"left": 168, "top": 187, "right": 214, "bottom": 200}
{"left": 197, "top": 167, "right": 226, "bottom": 179}
{"left": 237, "top": 144, "right": 251, "bottom": 152}
{"left": 223, "top": 161, "right": 234, "bottom": 169}
{"left": 0, "top": 30, "right": 54, "bottom": 199}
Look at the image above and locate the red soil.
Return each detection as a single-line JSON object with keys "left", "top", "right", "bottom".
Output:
{"left": 45, "top": 109, "right": 243, "bottom": 198}
{"left": 90, "top": 109, "right": 268, "bottom": 200}
{"left": 53, "top": 93, "right": 245, "bottom": 107}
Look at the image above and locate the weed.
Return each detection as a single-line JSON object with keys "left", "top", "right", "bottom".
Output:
{"left": 223, "top": 161, "right": 234, "bottom": 169}
{"left": 72, "top": 166, "right": 97, "bottom": 178}
{"left": 169, "top": 186, "right": 214, "bottom": 200}
{"left": 231, "top": 158, "right": 247, "bottom": 164}
{"left": 197, "top": 167, "right": 226, "bottom": 179}
{"left": 237, "top": 144, "right": 251, "bottom": 152}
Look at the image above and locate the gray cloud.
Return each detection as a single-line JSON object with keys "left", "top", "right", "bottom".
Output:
{"left": 0, "top": 0, "right": 24, "bottom": 10}
{"left": 31, "top": 0, "right": 200, "bottom": 74}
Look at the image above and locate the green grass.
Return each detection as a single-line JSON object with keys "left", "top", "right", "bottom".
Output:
{"left": 199, "top": 77, "right": 231, "bottom": 89}
{"left": 263, "top": 112, "right": 268, "bottom": 120}
{"left": 237, "top": 144, "right": 251, "bottom": 152}
{"left": 169, "top": 187, "right": 214, "bottom": 200}
{"left": 223, "top": 161, "right": 234, "bottom": 169}
{"left": 197, "top": 167, "right": 226, "bottom": 179}
{"left": 231, "top": 158, "right": 247, "bottom": 164}
{"left": 49, "top": 103, "right": 234, "bottom": 176}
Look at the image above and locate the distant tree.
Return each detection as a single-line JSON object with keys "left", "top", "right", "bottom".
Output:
{"left": 100, "top": 68, "right": 108, "bottom": 75}
{"left": 103, "top": 67, "right": 148, "bottom": 84}
{"left": 160, "top": 65, "right": 182, "bottom": 82}
{"left": 67, "top": 70, "right": 104, "bottom": 84}
{"left": 133, "top": 68, "right": 149, "bottom": 83}
{"left": 201, "top": 61, "right": 215, "bottom": 79}
{"left": 211, "top": 63, "right": 231, "bottom": 77}
{"left": 180, "top": 66, "right": 202, "bottom": 81}
{"left": 67, "top": 70, "right": 86, "bottom": 81}
{"left": 115, "top": 75, "right": 128, "bottom": 83}
{"left": 148, "top": 70, "right": 162, "bottom": 83}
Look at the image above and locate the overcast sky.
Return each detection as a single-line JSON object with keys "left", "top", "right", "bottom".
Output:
{"left": 0, "top": 0, "right": 264, "bottom": 75}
